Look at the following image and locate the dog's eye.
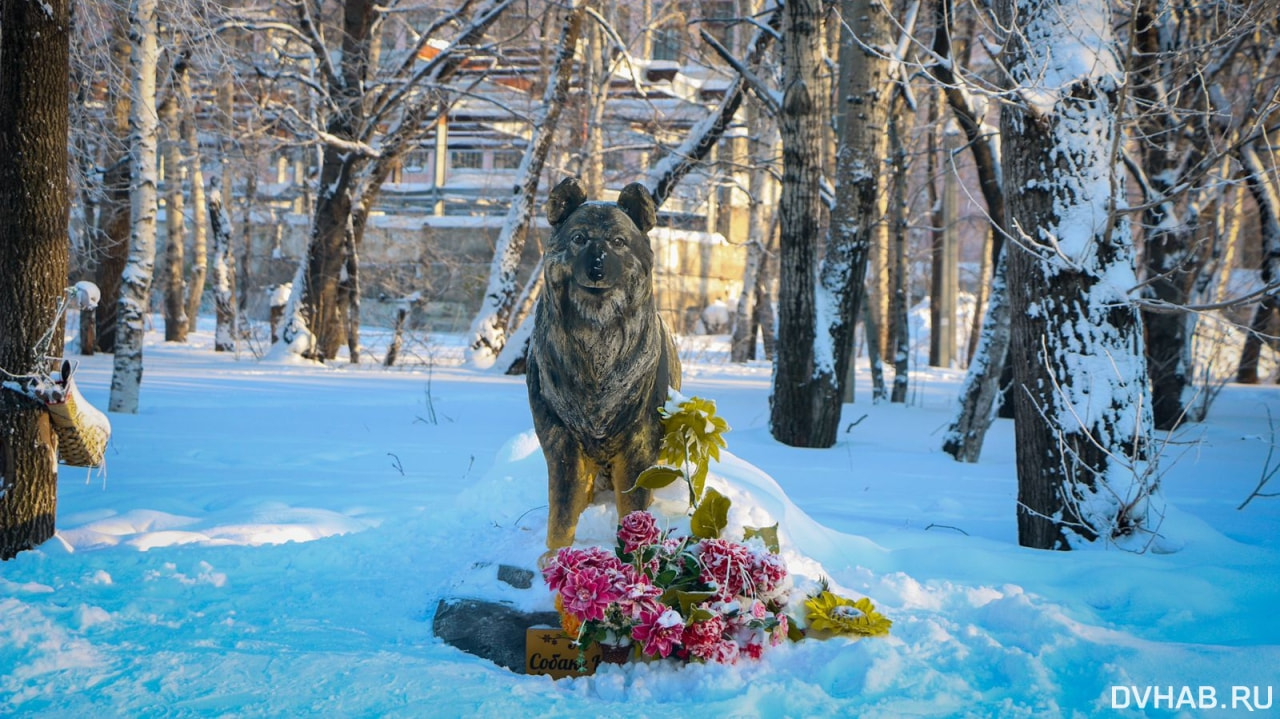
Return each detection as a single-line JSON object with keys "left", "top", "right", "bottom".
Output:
{"left": 570, "top": 233, "right": 586, "bottom": 246}
{"left": 610, "top": 236, "right": 626, "bottom": 248}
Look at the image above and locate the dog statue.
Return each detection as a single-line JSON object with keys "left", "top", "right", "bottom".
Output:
{"left": 527, "top": 177, "right": 682, "bottom": 552}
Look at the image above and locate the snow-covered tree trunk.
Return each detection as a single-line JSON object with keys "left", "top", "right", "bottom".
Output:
{"left": 161, "top": 88, "right": 187, "bottom": 343}
{"left": 465, "top": 0, "right": 585, "bottom": 368}
{"left": 108, "top": 0, "right": 160, "bottom": 415}
{"left": 941, "top": 251, "right": 1010, "bottom": 461}
{"left": 0, "top": 0, "right": 71, "bottom": 559}
{"left": 1000, "top": 0, "right": 1161, "bottom": 550}
{"left": 934, "top": 0, "right": 1012, "bottom": 462}
{"left": 207, "top": 175, "right": 237, "bottom": 353}
{"left": 180, "top": 51, "right": 206, "bottom": 335}
{"left": 770, "top": 0, "right": 892, "bottom": 447}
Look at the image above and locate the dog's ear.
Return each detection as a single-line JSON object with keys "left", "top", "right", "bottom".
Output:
{"left": 546, "top": 177, "right": 588, "bottom": 228}
{"left": 617, "top": 183, "right": 656, "bottom": 234}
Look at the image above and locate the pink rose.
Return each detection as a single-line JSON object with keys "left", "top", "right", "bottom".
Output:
{"left": 617, "top": 511, "right": 661, "bottom": 554}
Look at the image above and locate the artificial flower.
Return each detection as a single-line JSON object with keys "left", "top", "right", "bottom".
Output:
{"left": 618, "top": 510, "right": 661, "bottom": 554}
{"left": 804, "top": 591, "right": 892, "bottom": 637}
{"left": 631, "top": 608, "right": 684, "bottom": 658}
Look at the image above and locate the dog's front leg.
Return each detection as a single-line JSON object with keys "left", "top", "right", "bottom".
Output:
{"left": 610, "top": 446, "right": 654, "bottom": 521}
{"left": 543, "top": 432, "right": 593, "bottom": 552}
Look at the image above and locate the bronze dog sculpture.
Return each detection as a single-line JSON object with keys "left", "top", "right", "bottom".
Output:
{"left": 527, "top": 177, "right": 682, "bottom": 552}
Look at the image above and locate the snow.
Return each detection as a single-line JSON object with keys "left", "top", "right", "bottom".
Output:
{"left": 2, "top": 317, "right": 1279, "bottom": 716}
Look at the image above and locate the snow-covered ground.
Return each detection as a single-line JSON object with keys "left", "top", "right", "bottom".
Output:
{"left": 2, "top": 319, "right": 1277, "bottom": 717}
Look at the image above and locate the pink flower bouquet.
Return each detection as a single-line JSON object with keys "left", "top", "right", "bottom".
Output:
{"left": 543, "top": 510, "right": 792, "bottom": 666}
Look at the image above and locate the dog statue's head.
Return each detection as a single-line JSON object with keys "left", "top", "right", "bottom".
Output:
{"left": 545, "top": 178, "right": 657, "bottom": 303}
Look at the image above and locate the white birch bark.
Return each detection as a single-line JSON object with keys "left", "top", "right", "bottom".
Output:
{"left": 108, "top": 0, "right": 160, "bottom": 415}
{"left": 161, "top": 91, "right": 187, "bottom": 342}
{"left": 207, "top": 175, "right": 237, "bottom": 353}
{"left": 181, "top": 56, "right": 207, "bottom": 334}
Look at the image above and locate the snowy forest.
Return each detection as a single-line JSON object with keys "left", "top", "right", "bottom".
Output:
{"left": 2, "top": 0, "right": 1280, "bottom": 714}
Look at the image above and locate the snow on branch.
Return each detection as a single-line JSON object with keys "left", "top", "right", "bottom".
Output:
{"left": 645, "top": 4, "right": 782, "bottom": 207}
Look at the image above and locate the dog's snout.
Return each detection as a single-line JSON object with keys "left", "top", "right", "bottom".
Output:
{"left": 588, "top": 245, "right": 607, "bottom": 281}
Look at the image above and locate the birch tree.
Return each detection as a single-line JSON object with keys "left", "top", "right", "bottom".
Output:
{"left": 91, "top": 12, "right": 134, "bottom": 355}
{"left": 161, "top": 78, "right": 188, "bottom": 342}
{"left": 108, "top": 0, "right": 161, "bottom": 415}
{"left": 207, "top": 175, "right": 236, "bottom": 353}
{"left": 0, "top": 0, "right": 71, "bottom": 559}
{"left": 180, "top": 49, "right": 208, "bottom": 335}
{"left": 466, "top": 0, "right": 587, "bottom": 368}
{"left": 999, "top": 0, "right": 1161, "bottom": 550}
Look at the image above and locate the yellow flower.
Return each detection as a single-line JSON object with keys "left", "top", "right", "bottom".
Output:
{"left": 804, "top": 591, "right": 892, "bottom": 637}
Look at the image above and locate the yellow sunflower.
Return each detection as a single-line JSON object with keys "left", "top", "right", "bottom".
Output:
{"left": 804, "top": 591, "right": 892, "bottom": 637}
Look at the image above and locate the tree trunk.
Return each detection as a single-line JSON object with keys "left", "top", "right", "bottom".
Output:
{"left": 208, "top": 175, "right": 237, "bottom": 353}
{"left": 770, "top": 0, "right": 891, "bottom": 447}
{"left": 1134, "top": 0, "right": 1203, "bottom": 430}
{"left": 297, "top": 0, "right": 376, "bottom": 360}
{"left": 0, "top": 0, "right": 71, "bottom": 560}
{"left": 93, "top": 14, "right": 134, "bottom": 354}
{"left": 731, "top": 110, "right": 776, "bottom": 363}
{"left": 888, "top": 102, "right": 910, "bottom": 404}
{"left": 466, "top": 0, "right": 585, "bottom": 368}
{"left": 1236, "top": 140, "right": 1280, "bottom": 385}
{"left": 862, "top": 295, "right": 887, "bottom": 402}
{"left": 108, "top": 0, "right": 160, "bottom": 415}
{"left": 161, "top": 89, "right": 188, "bottom": 342}
{"left": 343, "top": 230, "right": 361, "bottom": 363}
{"left": 181, "top": 53, "right": 207, "bottom": 334}
{"left": 769, "top": 0, "right": 833, "bottom": 447}
{"left": 941, "top": 251, "right": 1010, "bottom": 461}
{"left": 755, "top": 222, "right": 779, "bottom": 362}
{"left": 1000, "top": 0, "right": 1159, "bottom": 550}
{"left": 238, "top": 169, "right": 257, "bottom": 314}
{"left": 934, "top": 0, "right": 1012, "bottom": 461}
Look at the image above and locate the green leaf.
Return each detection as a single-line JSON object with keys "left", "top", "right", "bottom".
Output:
{"left": 691, "top": 487, "right": 731, "bottom": 539}
{"left": 664, "top": 589, "right": 716, "bottom": 618}
{"left": 786, "top": 615, "right": 806, "bottom": 642}
{"left": 687, "top": 606, "right": 717, "bottom": 624}
{"left": 633, "top": 465, "right": 682, "bottom": 491}
{"left": 743, "top": 523, "right": 781, "bottom": 554}
{"left": 690, "top": 462, "right": 708, "bottom": 503}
